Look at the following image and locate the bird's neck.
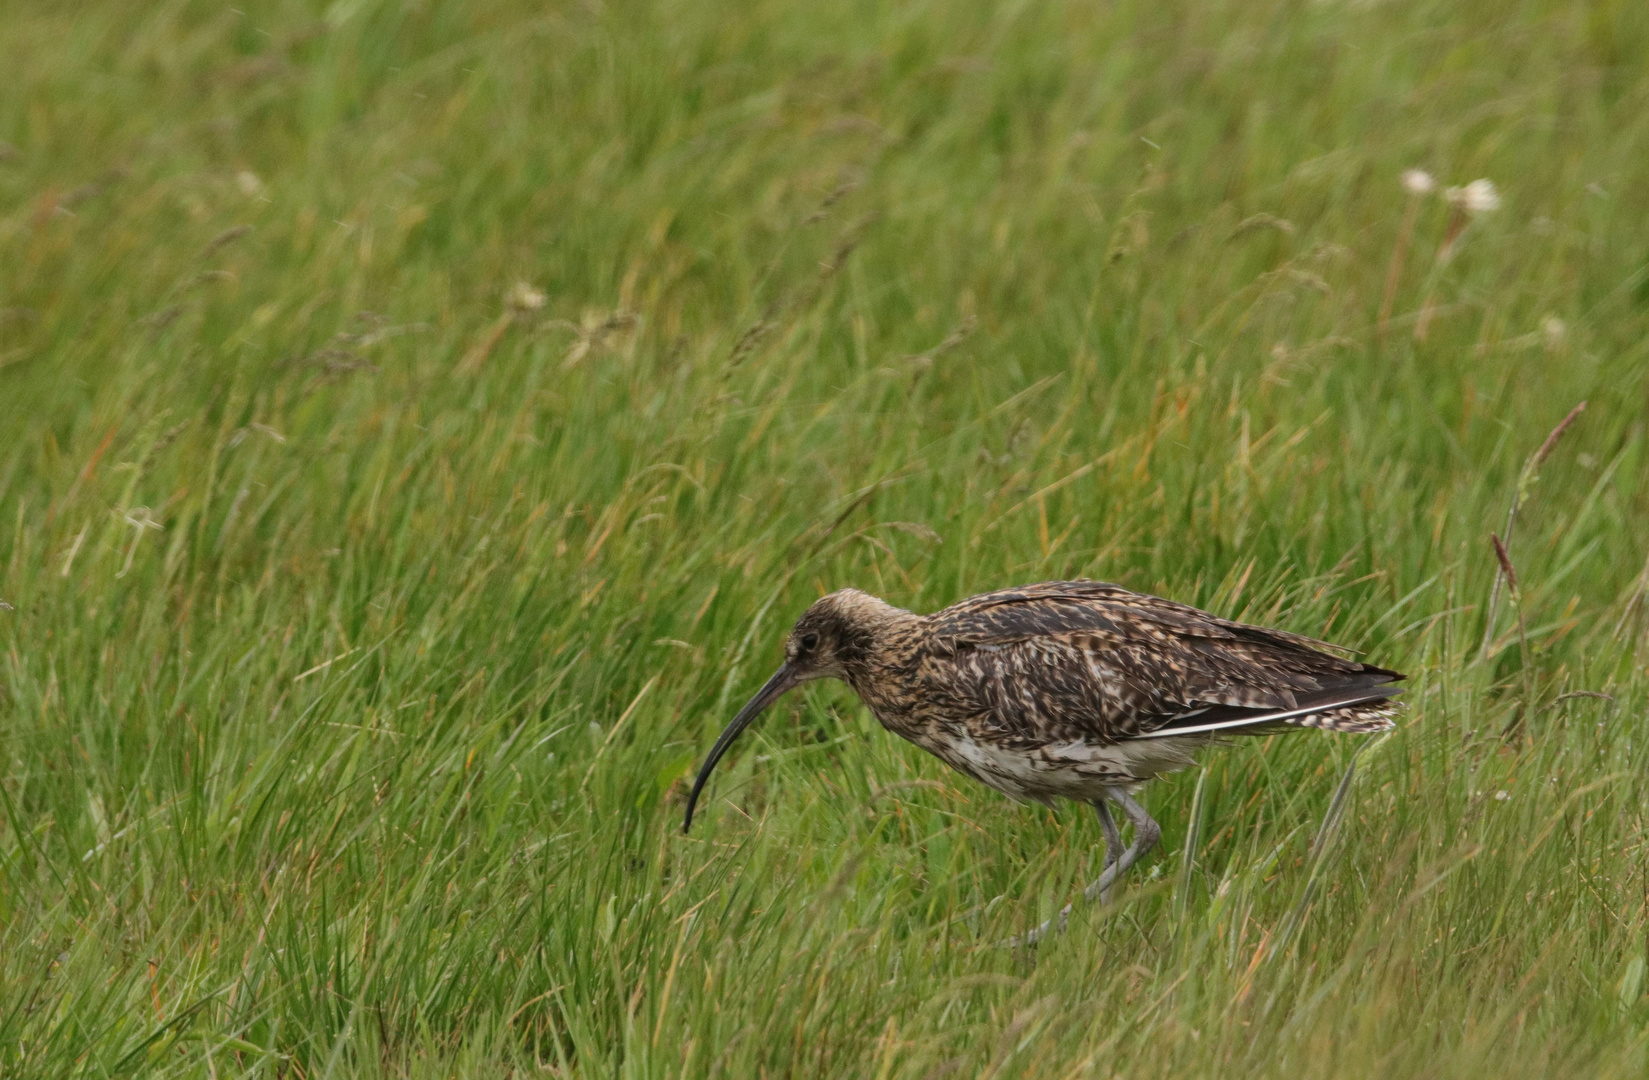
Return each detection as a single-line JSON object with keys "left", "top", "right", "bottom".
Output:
{"left": 837, "top": 602, "right": 922, "bottom": 701}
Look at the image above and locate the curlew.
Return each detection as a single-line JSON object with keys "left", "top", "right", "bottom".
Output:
{"left": 683, "top": 581, "right": 1403, "bottom": 943}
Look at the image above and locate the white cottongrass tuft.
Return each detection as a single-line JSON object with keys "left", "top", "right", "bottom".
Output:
{"left": 1543, "top": 316, "right": 1567, "bottom": 351}
{"left": 1401, "top": 169, "right": 1436, "bottom": 196}
{"left": 507, "top": 281, "right": 547, "bottom": 312}
{"left": 1446, "top": 179, "right": 1501, "bottom": 214}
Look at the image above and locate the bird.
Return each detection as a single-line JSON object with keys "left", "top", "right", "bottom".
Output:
{"left": 682, "top": 580, "right": 1403, "bottom": 943}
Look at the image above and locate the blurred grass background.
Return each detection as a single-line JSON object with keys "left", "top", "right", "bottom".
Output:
{"left": 2, "top": 0, "right": 1648, "bottom": 1075}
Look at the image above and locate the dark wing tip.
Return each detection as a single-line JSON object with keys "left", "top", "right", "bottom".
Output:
{"left": 1357, "top": 662, "right": 1407, "bottom": 683}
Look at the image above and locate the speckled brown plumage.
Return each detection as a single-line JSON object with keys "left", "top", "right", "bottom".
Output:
{"left": 684, "top": 580, "right": 1404, "bottom": 939}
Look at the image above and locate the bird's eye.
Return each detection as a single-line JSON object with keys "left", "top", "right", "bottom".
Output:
{"left": 799, "top": 632, "right": 819, "bottom": 651}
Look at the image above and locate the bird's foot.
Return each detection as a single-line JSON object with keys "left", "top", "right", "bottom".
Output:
{"left": 1001, "top": 902, "right": 1074, "bottom": 948}
{"left": 1001, "top": 842, "right": 1131, "bottom": 947}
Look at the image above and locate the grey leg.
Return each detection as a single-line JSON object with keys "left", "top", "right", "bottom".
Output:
{"left": 1008, "top": 789, "right": 1157, "bottom": 947}
{"left": 1083, "top": 788, "right": 1159, "bottom": 902}
{"left": 1094, "top": 799, "right": 1122, "bottom": 903}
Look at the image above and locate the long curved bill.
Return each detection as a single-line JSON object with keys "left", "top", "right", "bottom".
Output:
{"left": 682, "top": 663, "right": 800, "bottom": 833}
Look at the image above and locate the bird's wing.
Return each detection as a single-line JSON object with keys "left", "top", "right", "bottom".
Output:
{"left": 919, "top": 581, "right": 1402, "bottom": 744}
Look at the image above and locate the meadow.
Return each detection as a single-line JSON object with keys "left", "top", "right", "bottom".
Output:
{"left": 2, "top": 0, "right": 1648, "bottom": 1075}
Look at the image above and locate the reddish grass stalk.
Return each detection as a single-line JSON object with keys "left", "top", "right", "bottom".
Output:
{"left": 1480, "top": 401, "right": 1587, "bottom": 661}
{"left": 1378, "top": 197, "right": 1422, "bottom": 343}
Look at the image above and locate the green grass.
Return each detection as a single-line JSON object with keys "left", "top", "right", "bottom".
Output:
{"left": 3, "top": 0, "right": 1649, "bottom": 1075}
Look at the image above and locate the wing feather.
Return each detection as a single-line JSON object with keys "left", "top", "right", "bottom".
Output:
{"left": 919, "top": 581, "right": 1403, "bottom": 743}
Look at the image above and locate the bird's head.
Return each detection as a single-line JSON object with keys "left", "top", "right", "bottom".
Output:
{"left": 682, "top": 589, "right": 904, "bottom": 832}
{"left": 779, "top": 588, "right": 886, "bottom": 681}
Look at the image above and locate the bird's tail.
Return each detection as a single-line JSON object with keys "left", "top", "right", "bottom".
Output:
{"left": 1280, "top": 697, "right": 1400, "bottom": 734}
{"left": 1132, "top": 686, "right": 1402, "bottom": 740}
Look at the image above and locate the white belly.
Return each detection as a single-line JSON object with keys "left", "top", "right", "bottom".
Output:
{"left": 917, "top": 731, "right": 1208, "bottom": 805}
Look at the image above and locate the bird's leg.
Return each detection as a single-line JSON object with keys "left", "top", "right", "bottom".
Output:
{"left": 1093, "top": 800, "right": 1122, "bottom": 903}
{"left": 1007, "top": 796, "right": 1134, "bottom": 948}
{"left": 1081, "top": 788, "right": 1160, "bottom": 903}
